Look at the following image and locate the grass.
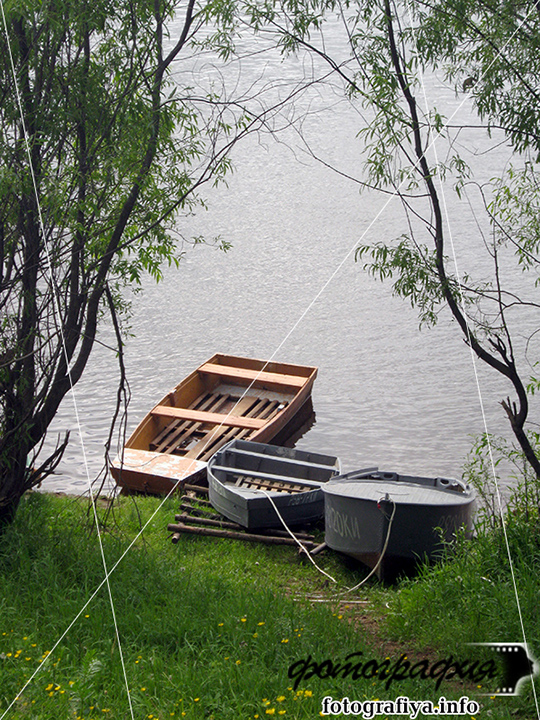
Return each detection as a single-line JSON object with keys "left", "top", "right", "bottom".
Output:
{"left": 0, "top": 491, "right": 538, "bottom": 719}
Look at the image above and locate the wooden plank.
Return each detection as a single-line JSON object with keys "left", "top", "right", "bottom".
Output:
{"left": 180, "top": 496, "right": 212, "bottom": 507}
{"left": 167, "top": 522, "right": 316, "bottom": 548}
{"left": 199, "top": 363, "right": 307, "bottom": 389}
{"left": 236, "top": 477, "right": 300, "bottom": 494}
{"left": 182, "top": 483, "right": 209, "bottom": 495}
{"left": 151, "top": 392, "right": 219, "bottom": 452}
{"left": 151, "top": 405, "right": 267, "bottom": 430}
{"left": 195, "top": 399, "right": 283, "bottom": 462}
{"left": 175, "top": 513, "right": 244, "bottom": 531}
{"left": 174, "top": 512, "right": 316, "bottom": 539}
{"left": 211, "top": 465, "right": 323, "bottom": 488}
{"left": 179, "top": 503, "right": 219, "bottom": 518}
{"left": 156, "top": 393, "right": 231, "bottom": 454}
{"left": 310, "top": 542, "right": 327, "bottom": 557}
{"left": 183, "top": 396, "right": 266, "bottom": 460}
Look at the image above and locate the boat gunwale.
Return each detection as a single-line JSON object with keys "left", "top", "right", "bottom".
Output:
{"left": 111, "top": 354, "right": 318, "bottom": 493}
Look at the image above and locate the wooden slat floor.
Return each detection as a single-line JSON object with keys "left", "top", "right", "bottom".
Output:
{"left": 149, "top": 392, "right": 288, "bottom": 461}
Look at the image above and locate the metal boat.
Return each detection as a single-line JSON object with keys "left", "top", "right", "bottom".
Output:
{"left": 322, "top": 469, "right": 476, "bottom": 581}
{"left": 207, "top": 438, "right": 341, "bottom": 529}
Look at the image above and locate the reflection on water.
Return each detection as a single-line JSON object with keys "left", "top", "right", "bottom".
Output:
{"left": 38, "top": 25, "right": 536, "bottom": 498}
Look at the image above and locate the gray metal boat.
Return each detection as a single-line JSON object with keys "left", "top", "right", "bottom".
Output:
{"left": 207, "top": 439, "right": 341, "bottom": 529}
{"left": 322, "top": 469, "right": 476, "bottom": 581}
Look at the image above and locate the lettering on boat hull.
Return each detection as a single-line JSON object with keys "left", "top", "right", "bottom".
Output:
{"left": 326, "top": 506, "right": 363, "bottom": 541}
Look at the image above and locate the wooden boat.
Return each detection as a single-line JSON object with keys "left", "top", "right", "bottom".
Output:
{"left": 111, "top": 353, "right": 318, "bottom": 494}
{"left": 322, "top": 469, "right": 476, "bottom": 581}
{"left": 207, "top": 439, "right": 341, "bottom": 529}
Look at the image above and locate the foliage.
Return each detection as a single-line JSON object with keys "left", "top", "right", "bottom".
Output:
{"left": 410, "top": 0, "right": 540, "bottom": 157}
{"left": 464, "top": 431, "right": 540, "bottom": 526}
{"left": 244, "top": 0, "right": 540, "bottom": 480}
{"left": 0, "top": 0, "right": 267, "bottom": 522}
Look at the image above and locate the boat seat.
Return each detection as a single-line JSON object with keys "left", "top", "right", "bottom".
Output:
{"left": 151, "top": 406, "right": 266, "bottom": 431}
{"left": 210, "top": 464, "right": 323, "bottom": 489}
{"left": 151, "top": 392, "right": 231, "bottom": 453}
{"left": 223, "top": 447, "right": 337, "bottom": 473}
{"left": 198, "top": 363, "right": 307, "bottom": 388}
{"left": 183, "top": 397, "right": 282, "bottom": 462}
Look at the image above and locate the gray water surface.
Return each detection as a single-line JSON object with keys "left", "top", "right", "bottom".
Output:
{"left": 39, "top": 25, "right": 537, "bottom": 497}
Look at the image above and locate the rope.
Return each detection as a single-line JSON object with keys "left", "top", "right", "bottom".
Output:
{"left": 339, "top": 497, "right": 396, "bottom": 594}
{"left": 258, "top": 487, "right": 397, "bottom": 593}
{"left": 258, "top": 488, "right": 338, "bottom": 584}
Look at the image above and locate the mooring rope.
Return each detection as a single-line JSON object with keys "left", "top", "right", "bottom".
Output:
{"left": 258, "top": 486, "right": 397, "bottom": 594}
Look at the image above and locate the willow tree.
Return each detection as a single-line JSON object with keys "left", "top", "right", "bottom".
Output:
{"left": 246, "top": 0, "right": 540, "bottom": 482}
{"left": 0, "top": 0, "right": 264, "bottom": 523}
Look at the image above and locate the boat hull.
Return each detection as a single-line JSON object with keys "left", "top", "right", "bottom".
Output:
{"left": 323, "top": 471, "right": 476, "bottom": 581}
{"left": 208, "top": 439, "right": 340, "bottom": 529}
{"left": 111, "top": 354, "right": 317, "bottom": 494}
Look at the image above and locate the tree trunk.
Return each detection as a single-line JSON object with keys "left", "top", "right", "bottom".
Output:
{"left": 0, "top": 469, "right": 25, "bottom": 530}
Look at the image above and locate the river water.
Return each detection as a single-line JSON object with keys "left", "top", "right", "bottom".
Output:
{"left": 39, "top": 19, "right": 538, "bottom": 498}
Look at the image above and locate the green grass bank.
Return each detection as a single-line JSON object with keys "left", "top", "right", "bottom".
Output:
{"left": 0, "top": 492, "right": 538, "bottom": 719}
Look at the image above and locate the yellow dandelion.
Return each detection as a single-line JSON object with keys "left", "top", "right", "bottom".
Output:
{"left": 337, "top": 615, "right": 343, "bottom": 619}
{"left": 265, "top": 710, "right": 275, "bottom": 716}
{"left": 258, "top": 622, "right": 265, "bottom": 626}
{"left": 236, "top": 660, "right": 241, "bottom": 665}
{"left": 241, "top": 618, "right": 247, "bottom": 623}
{"left": 281, "top": 639, "right": 289, "bottom": 644}
{"left": 276, "top": 696, "right": 285, "bottom": 702}
{"left": 194, "top": 698, "right": 200, "bottom": 702}
{"left": 278, "top": 712, "right": 286, "bottom": 716}
{"left": 218, "top": 623, "right": 224, "bottom": 627}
